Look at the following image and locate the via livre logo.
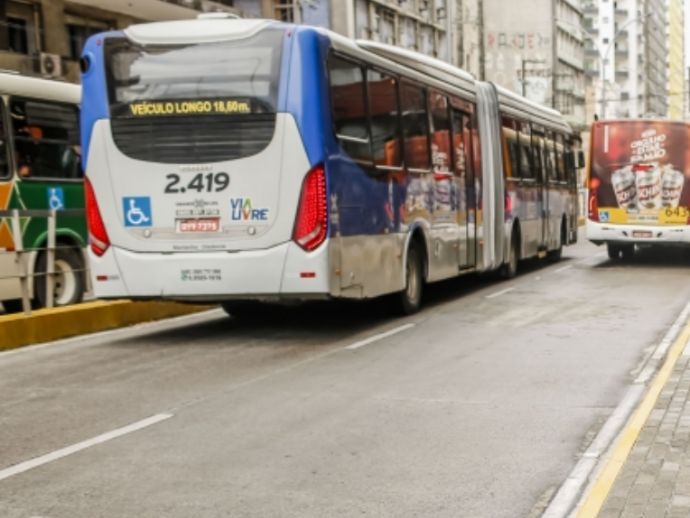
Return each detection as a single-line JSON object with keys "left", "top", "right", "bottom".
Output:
{"left": 230, "top": 198, "right": 269, "bottom": 221}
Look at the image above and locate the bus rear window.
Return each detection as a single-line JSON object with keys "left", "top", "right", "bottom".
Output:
{"left": 103, "top": 29, "right": 284, "bottom": 164}
{"left": 105, "top": 28, "right": 284, "bottom": 116}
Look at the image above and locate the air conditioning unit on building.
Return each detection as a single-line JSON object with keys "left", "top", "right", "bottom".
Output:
{"left": 38, "top": 52, "right": 62, "bottom": 78}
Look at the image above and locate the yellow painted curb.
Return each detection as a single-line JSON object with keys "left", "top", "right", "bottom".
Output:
{"left": 0, "top": 300, "right": 213, "bottom": 352}
{"left": 576, "top": 318, "right": 690, "bottom": 517}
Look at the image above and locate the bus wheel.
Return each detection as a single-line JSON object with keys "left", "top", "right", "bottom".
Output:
{"left": 398, "top": 243, "right": 423, "bottom": 315}
{"left": 500, "top": 231, "right": 519, "bottom": 279}
{"left": 35, "top": 248, "right": 85, "bottom": 308}
{"left": 607, "top": 243, "right": 621, "bottom": 260}
{"left": 620, "top": 244, "right": 635, "bottom": 261}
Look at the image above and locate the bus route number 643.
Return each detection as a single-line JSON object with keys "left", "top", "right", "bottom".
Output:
{"left": 165, "top": 172, "right": 230, "bottom": 194}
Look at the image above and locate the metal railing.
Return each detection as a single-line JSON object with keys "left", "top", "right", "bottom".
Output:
{"left": 0, "top": 208, "right": 88, "bottom": 316}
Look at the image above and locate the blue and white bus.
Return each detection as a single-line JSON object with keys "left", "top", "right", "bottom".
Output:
{"left": 80, "top": 15, "right": 579, "bottom": 315}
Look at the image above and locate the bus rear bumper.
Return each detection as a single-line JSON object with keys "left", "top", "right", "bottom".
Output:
{"left": 586, "top": 220, "right": 690, "bottom": 246}
{"left": 89, "top": 241, "right": 331, "bottom": 302}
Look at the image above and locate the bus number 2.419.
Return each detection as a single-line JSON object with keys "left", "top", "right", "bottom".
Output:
{"left": 164, "top": 172, "right": 230, "bottom": 194}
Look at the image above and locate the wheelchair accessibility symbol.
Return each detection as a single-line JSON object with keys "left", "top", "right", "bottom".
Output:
{"left": 123, "top": 197, "right": 152, "bottom": 227}
{"left": 47, "top": 187, "right": 64, "bottom": 211}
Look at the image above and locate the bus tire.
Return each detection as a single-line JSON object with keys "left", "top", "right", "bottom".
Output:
{"left": 500, "top": 229, "right": 519, "bottom": 279}
{"left": 34, "top": 247, "right": 85, "bottom": 308}
{"left": 398, "top": 242, "right": 423, "bottom": 315}
{"left": 620, "top": 244, "right": 635, "bottom": 261}
{"left": 607, "top": 243, "right": 621, "bottom": 260}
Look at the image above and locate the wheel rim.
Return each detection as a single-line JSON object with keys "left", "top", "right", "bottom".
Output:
{"left": 53, "top": 259, "right": 78, "bottom": 305}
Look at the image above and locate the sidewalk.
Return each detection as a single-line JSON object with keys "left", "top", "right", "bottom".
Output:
{"left": 573, "top": 315, "right": 690, "bottom": 517}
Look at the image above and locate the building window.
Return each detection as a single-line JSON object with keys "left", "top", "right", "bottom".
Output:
{"left": 273, "top": 1, "right": 295, "bottom": 22}
{"left": 7, "top": 16, "right": 28, "bottom": 54}
{"left": 67, "top": 24, "right": 102, "bottom": 60}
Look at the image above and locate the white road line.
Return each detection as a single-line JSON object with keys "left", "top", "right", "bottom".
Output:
{"left": 485, "top": 287, "right": 515, "bottom": 299}
{"left": 345, "top": 323, "right": 415, "bottom": 350}
{"left": 0, "top": 413, "right": 173, "bottom": 482}
{"left": 555, "top": 265, "right": 573, "bottom": 273}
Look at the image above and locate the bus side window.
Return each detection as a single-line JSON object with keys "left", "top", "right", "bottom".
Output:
{"left": 10, "top": 98, "right": 81, "bottom": 180}
{"left": 328, "top": 55, "right": 371, "bottom": 164}
{"left": 518, "top": 121, "right": 533, "bottom": 179}
{"left": 428, "top": 90, "right": 451, "bottom": 174}
{"left": 531, "top": 130, "right": 545, "bottom": 184}
{"left": 555, "top": 133, "right": 566, "bottom": 182}
{"left": 545, "top": 132, "right": 558, "bottom": 183}
{"left": 565, "top": 138, "right": 576, "bottom": 185}
{"left": 400, "top": 81, "right": 430, "bottom": 170}
{"left": 367, "top": 69, "right": 401, "bottom": 167}
{"left": 0, "top": 99, "right": 9, "bottom": 180}
{"left": 501, "top": 116, "right": 519, "bottom": 180}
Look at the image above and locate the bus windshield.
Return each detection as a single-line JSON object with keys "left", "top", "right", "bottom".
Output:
{"left": 104, "top": 28, "right": 285, "bottom": 116}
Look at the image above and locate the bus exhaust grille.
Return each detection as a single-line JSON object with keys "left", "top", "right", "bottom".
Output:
{"left": 110, "top": 115, "right": 276, "bottom": 164}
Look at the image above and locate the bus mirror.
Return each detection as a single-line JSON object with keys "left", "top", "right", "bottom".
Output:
{"left": 577, "top": 150, "right": 585, "bottom": 168}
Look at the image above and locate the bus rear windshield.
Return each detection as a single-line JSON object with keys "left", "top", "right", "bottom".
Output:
{"left": 104, "top": 28, "right": 285, "bottom": 117}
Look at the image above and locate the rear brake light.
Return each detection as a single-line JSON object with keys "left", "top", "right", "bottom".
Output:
{"left": 85, "top": 177, "right": 110, "bottom": 256}
{"left": 293, "top": 164, "right": 327, "bottom": 251}
{"left": 588, "top": 178, "right": 599, "bottom": 222}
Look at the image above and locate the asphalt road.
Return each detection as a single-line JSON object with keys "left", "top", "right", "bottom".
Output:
{"left": 2, "top": 240, "right": 690, "bottom": 517}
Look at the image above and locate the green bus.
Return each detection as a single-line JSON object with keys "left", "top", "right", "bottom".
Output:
{"left": 0, "top": 72, "right": 86, "bottom": 312}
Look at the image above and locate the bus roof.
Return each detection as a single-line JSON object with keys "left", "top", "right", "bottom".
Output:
{"left": 124, "top": 17, "right": 278, "bottom": 45}
{"left": 493, "top": 83, "right": 571, "bottom": 132}
{"left": 355, "top": 39, "right": 476, "bottom": 90}
{"left": 0, "top": 72, "right": 80, "bottom": 105}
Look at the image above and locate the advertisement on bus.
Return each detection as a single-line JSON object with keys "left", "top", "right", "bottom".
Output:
{"left": 589, "top": 120, "right": 690, "bottom": 226}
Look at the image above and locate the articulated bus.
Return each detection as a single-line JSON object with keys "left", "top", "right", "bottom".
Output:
{"left": 587, "top": 119, "right": 690, "bottom": 260}
{"left": 80, "top": 16, "right": 579, "bottom": 315}
{"left": 0, "top": 73, "right": 85, "bottom": 312}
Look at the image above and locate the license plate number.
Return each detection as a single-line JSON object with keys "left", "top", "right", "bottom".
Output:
{"left": 176, "top": 218, "right": 220, "bottom": 233}
{"left": 632, "top": 230, "right": 652, "bottom": 238}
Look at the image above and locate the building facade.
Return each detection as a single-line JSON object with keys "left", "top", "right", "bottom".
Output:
{"left": 582, "top": 0, "right": 669, "bottom": 119}
{"left": 482, "top": 0, "right": 586, "bottom": 129}
{"left": 0, "top": 0, "right": 239, "bottom": 83}
{"left": 667, "top": 0, "right": 684, "bottom": 119}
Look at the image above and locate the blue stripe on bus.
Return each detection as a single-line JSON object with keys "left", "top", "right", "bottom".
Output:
{"left": 284, "top": 27, "right": 330, "bottom": 167}
{"left": 80, "top": 31, "right": 122, "bottom": 170}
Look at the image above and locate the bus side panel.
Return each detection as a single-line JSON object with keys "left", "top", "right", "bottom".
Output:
{"left": 0, "top": 181, "right": 21, "bottom": 301}
{"left": 321, "top": 58, "right": 406, "bottom": 298}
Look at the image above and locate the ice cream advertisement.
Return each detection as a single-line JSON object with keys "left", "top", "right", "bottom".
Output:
{"left": 590, "top": 121, "right": 690, "bottom": 224}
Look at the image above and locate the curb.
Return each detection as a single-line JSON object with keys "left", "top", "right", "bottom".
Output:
{"left": 0, "top": 300, "right": 213, "bottom": 352}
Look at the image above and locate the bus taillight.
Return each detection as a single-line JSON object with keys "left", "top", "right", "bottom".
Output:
{"left": 588, "top": 178, "right": 600, "bottom": 222}
{"left": 293, "top": 164, "right": 327, "bottom": 251}
{"left": 85, "top": 177, "right": 110, "bottom": 256}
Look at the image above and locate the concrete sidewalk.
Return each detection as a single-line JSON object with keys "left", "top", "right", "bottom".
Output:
{"left": 0, "top": 300, "right": 212, "bottom": 351}
{"left": 572, "top": 315, "right": 690, "bottom": 517}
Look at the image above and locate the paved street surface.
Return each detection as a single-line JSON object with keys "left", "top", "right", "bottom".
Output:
{"left": 2, "top": 240, "right": 690, "bottom": 517}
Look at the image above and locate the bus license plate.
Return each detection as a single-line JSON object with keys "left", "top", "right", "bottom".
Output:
{"left": 176, "top": 218, "right": 220, "bottom": 233}
{"left": 632, "top": 230, "right": 652, "bottom": 238}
